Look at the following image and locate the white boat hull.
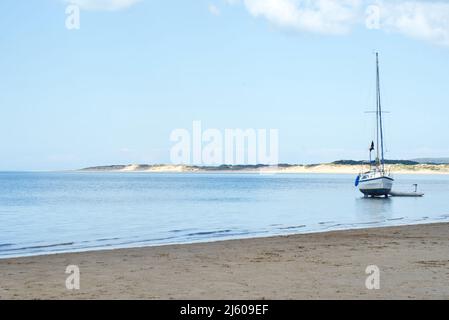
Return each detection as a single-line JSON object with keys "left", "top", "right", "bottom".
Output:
{"left": 358, "top": 176, "right": 393, "bottom": 196}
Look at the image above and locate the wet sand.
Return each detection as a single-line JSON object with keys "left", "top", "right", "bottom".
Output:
{"left": 1, "top": 223, "right": 449, "bottom": 300}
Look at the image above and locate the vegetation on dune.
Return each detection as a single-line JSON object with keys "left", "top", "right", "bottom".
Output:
{"left": 332, "top": 160, "right": 420, "bottom": 166}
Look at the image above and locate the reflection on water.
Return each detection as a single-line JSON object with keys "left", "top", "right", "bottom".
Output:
{"left": 355, "top": 197, "right": 393, "bottom": 221}
{"left": 0, "top": 172, "right": 448, "bottom": 258}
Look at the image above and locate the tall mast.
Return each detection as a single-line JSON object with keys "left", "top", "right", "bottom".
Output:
{"left": 375, "top": 53, "right": 380, "bottom": 167}
{"left": 376, "top": 52, "right": 386, "bottom": 171}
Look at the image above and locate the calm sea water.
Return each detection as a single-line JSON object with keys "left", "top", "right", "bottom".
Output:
{"left": 0, "top": 172, "right": 448, "bottom": 258}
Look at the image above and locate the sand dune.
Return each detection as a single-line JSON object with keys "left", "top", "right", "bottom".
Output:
{"left": 81, "top": 163, "right": 449, "bottom": 175}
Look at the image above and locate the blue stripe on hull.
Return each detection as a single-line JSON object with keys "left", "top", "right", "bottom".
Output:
{"left": 360, "top": 188, "right": 391, "bottom": 196}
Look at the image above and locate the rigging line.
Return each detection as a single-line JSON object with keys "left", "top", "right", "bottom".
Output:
{"left": 383, "top": 115, "right": 389, "bottom": 155}
{"left": 377, "top": 52, "right": 386, "bottom": 171}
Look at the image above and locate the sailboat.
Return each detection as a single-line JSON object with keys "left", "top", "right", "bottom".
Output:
{"left": 355, "top": 53, "right": 394, "bottom": 197}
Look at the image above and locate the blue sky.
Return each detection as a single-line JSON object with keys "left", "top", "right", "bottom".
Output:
{"left": 1, "top": 0, "right": 448, "bottom": 170}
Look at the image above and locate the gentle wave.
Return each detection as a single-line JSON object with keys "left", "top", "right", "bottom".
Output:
{"left": 0, "top": 242, "right": 74, "bottom": 253}
{"left": 186, "top": 229, "right": 232, "bottom": 237}
{"left": 1, "top": 215, "right": 448, "bottom": 258}
{"left": 278, "top": 225, "right": 306, "bottom": 230}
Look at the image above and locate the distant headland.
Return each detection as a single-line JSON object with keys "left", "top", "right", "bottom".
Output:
{"left": 80, "top": 159, "right": 449, "bottom": 175}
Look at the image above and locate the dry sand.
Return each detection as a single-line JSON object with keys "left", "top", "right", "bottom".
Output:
{"left": 1, "top": 223, "right": 449, "bottom": 300}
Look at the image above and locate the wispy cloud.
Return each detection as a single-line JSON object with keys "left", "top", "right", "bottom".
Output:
{"left": 65, "top": 0, "right": 142, "bottom": 11}
{"left": 237, "top": 0, "right": 363, "bottom": 34}
{"left": 380, "top": 1, "right": 449, "bottom": 47}
{"left": 209, "top": 4, "right": 221, "bottom": 16}
{"left": 226, "top": 0, "right": 449, "bottom": 46}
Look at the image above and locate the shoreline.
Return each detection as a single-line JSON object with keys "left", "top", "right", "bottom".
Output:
{"left": 1, "top": 222, "right": 449, "bottom": 299}
{"left": 77, "top": 170, "right": 449, "bottom": 175}
{"left": 0, "top": 219, "right": 446, "bottom": 261}
{"left": 78, "top": 164, "right": 449, "bottom": 175}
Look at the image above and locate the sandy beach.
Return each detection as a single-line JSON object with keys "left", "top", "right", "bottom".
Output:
{"left": 1, "top": 223, "right": 449, "bottom": 300}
